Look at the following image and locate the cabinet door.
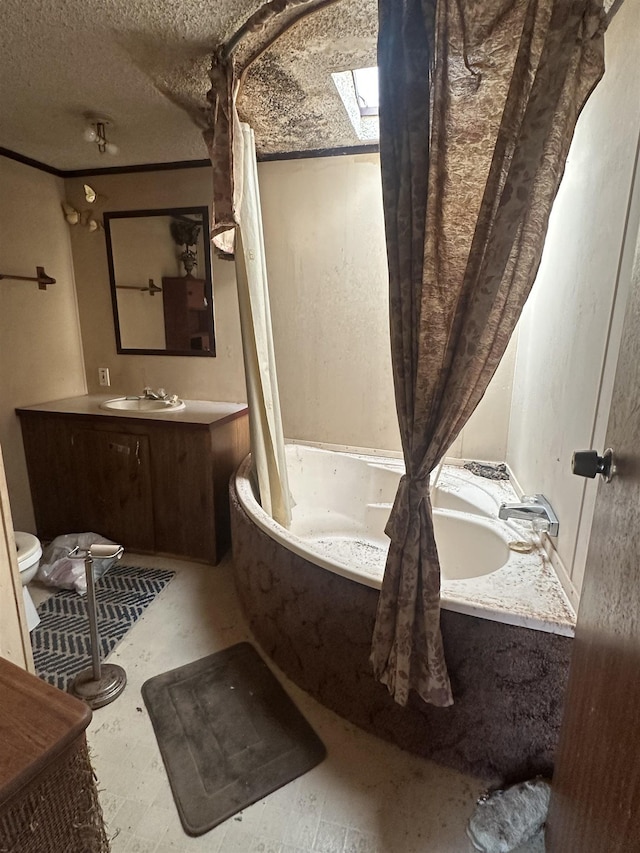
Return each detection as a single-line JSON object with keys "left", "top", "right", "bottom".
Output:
{"left": 149, "top": 426, "right": 215, "bottom": 562}
{"left": 19, "top": 415, "right": 84, "bottom": 539}
{"left": 71, "top": 428, "right": 155, "bottom": 551}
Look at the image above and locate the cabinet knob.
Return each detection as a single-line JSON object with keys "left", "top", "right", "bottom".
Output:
{"left": 571, "top": 448, "right": 615, "bottom": 482}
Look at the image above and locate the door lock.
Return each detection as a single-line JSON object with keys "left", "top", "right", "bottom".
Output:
{"left": 571, "top": 448, "right": 615, "bottom": 482}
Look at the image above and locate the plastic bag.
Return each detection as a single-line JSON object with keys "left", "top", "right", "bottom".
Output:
{"left": 467, "top": 779, "right": 551, "bottom": 852}
{"left": 37, "top": 532, "right": 121, "bottom": 595}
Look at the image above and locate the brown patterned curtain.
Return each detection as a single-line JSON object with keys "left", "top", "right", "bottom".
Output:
{"left": 203, "top": 0, "right": 343, "bottom": 241}
{"left": 203, "top": 50, "right": 243, "bottom": 242}
{"left": 371, "top": 0, "right": 605, "bottom": 707}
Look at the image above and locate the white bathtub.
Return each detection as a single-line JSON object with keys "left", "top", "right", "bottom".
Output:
{"left": 234, "top": 443, "right": 575, "bottom": 635}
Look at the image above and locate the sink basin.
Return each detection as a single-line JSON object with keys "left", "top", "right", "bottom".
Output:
{"left": 100, "top": 397, "right": 186, "bottom": 413}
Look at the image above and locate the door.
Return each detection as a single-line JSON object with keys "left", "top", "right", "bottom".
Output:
{"left": 0, "top": 443, "right": 33, "bottom": 671}
{"left": 546, "top": 217, "right": 640, "bottom": 845}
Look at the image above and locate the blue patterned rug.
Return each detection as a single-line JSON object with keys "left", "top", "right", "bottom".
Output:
{"left": 32, "top": 564, "right": 175, "bottom": 691}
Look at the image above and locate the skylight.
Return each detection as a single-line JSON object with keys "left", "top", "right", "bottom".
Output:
{"left": 352, "top": 67, "right": 379, "bottom": 117}
{"left": 331, "top": 66, "right": 380, "bottom": 142}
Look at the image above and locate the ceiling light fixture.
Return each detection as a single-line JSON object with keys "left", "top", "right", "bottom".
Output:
{"left": 83, "top": 114, "right": 119, "bottom": 156}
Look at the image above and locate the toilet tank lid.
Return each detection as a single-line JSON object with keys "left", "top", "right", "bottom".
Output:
{"left": 14, "top": 531, "right": 42, "bottom": 564}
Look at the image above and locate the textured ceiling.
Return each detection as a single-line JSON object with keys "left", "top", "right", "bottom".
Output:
{"left": 0, "top": 0, "right": 377, "bottom": 172}
{"left": 238, "top": 2, "right": 377, "bottom": 154}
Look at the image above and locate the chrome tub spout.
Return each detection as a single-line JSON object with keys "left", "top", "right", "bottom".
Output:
{"left": 498, "top": 494, "right": 559, "bottom": 536}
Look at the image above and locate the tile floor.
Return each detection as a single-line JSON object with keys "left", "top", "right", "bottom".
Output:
{"left": 34, "top": 553, "right": 546, "bottom": 852}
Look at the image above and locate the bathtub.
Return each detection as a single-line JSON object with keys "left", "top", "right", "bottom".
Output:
{"left": 230, "top": 443, "right": 576, "bottom": 781}
{"left": 235, "top": 444, "right": 575, "bottom": 632}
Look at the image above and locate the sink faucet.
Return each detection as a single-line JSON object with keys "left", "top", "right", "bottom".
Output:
{"left": 142, "top": 386, "right": 167, "bottom": 400}
{"left": 498, "top": 494, "right": 559, "bottom": 536}
{"left": 139, "top": 387, "right": 180, "bottom": 405}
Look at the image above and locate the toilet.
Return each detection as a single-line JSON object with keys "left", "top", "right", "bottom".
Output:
{"left": 14, "top": 531, "right": 42, "bottom": 631}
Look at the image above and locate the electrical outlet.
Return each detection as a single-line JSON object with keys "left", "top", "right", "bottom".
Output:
{"left": 98, "top": 367, "right": 110, "bottom": 387}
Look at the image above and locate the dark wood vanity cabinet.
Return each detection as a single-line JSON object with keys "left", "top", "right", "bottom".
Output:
{"left": 17, "top": 407, "right": 249, "bottom": 565}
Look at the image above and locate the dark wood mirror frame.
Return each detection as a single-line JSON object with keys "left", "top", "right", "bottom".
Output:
{"left": 104, "top": 206, "right": 216, "bottom": 357}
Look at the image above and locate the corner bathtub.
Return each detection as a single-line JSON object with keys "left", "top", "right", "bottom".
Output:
{"left": 230, "top": 443, "right": 576, "bottom": 781}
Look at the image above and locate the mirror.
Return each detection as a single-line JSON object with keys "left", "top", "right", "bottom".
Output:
{"left": 104, "top": 207, "right": 215, "bottom": 356}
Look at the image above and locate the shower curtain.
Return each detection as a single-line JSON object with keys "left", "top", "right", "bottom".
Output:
{"left": 204, "top": 53, "right": 292, "bottom": 527}
{"left": 234, "top": 124, "right": 292, "bottom": 527}
{"left": 370, "top": 0, "right": 606, "bottom": 707}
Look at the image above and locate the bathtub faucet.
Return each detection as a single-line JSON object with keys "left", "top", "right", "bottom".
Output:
{"left": 498, "top": 494, "right": 559, "bottom": 537}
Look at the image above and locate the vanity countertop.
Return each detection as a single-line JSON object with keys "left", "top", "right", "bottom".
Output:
{"left": 16, "top": 394, "right": 248, "bottom": 427}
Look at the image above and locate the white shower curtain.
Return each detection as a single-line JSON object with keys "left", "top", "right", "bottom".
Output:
{"left": 234, "top": 123, "right": 292, "bottom": 527}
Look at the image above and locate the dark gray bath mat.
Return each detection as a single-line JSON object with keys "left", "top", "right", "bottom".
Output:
{"left": 141, "top": 642, "right": 326, "bottom": 836}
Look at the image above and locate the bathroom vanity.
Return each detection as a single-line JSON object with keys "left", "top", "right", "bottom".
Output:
{"left": 16, "top": 396, "right": 250, "bottom": 565}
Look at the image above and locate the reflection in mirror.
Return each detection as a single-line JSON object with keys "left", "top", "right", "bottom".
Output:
{"left": 104, "top": 207, "right": 215, "bottom": 356}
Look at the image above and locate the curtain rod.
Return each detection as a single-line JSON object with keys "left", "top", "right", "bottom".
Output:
{"left": 606, "top": 0, "right": 625, "bottom": 23}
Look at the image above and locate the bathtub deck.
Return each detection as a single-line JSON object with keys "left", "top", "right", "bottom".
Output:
{"left": 290, "top": 464, "right": 576, "bottom": 637}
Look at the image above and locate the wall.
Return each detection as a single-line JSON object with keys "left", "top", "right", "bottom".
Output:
{"left": 259, "top": 154, "right": 400, "bottom": 451}
{"left": 507, "top": 0, "right": 640, "bottom": 597}
{"left": 65, "top": 169, "right": 246, "bottom": 403}
{"left": 0, "top": 156, "right": 87, "bottom": 530}
{"left": 259, "top": 153, "right": 515, "bottom": 457}
{"left": 447, "top": 332, "right": 517, "bottom": 463}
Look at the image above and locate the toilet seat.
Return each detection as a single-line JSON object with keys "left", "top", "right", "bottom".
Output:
{"left": 15, "top": 531, "right": 42, "bottom": 570}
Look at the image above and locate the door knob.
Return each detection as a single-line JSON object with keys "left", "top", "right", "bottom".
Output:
{"left": 571, "top": 448, "right": 615, "bottom": 482}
